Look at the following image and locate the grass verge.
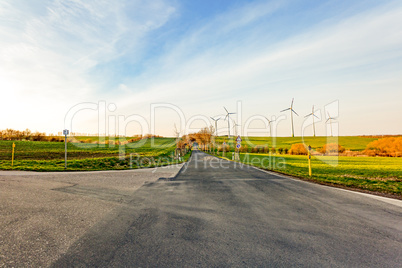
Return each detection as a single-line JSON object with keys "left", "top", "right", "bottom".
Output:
{"left": 0, "top": 138, "right": 191, "bottom": 171}
{"left": 214, "top": 151, "right": 402, "bottom": 198}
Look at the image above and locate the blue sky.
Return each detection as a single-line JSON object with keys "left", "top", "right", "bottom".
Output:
{"left": 1, "top": 0, "right": 401, "bottom": 137}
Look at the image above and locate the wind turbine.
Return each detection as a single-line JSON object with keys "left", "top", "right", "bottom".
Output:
{"left": 210, "top": 117, "right": 220, "bottom": 137}
{"left": 224, "top": 107, "right": 236, "bottom": 138}
{"left": 326, "top": 112, "right": 337, "bottom": 137}
{"left": 263, "top": 116, "right": 275, "bottom": 137}
{"left": 280, "top": 98, "right": 299, "bottom": 137}
{"left": 305, "top": 105, "right": 319, "bottom": 137}
{"left": 232, "top": 120, "right": 241, "bottom": 137}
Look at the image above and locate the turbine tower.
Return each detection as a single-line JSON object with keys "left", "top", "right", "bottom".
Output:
{"left": 224, "top": 107, "right": 236, "bottom": 138}
{"left": 232, "top": 120, "right": 241, "bottom": 137}
{"left": 326, "top": 112, "right": 337, "bottom": 137}
{"left": 280, "top": 98, "right": 299, "bottom": 137}
{"left": 263, "top": 116, "right": 275, "bottom": 137}
{"left": 305, "top": 105, "right": 319, "bottom": 137}
{"left": 210, "top": 117, "right": 220, "bottom": 137}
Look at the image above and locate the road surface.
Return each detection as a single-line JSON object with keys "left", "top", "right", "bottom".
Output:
{"left": 51, "top": 150, "right": 402, "bottom": 267}
{"left": 0, "top": 165, "right": 183, "bottom": 267}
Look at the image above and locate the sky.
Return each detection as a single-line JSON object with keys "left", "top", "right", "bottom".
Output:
{"left": 1, "top": 0, "right": 401, "bottom": 137}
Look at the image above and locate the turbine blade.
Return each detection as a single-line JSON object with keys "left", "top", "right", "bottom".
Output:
{"left": 305, "top": 113, "right": 312, "bottom": 118}
{"left": 291, "top": 98, "right": 294, "bottom": 108}
{"left": 313, "top": 114, "right": 319, "bottom": 119}
{"left": 210, "top": 117, "right": 215, "bottom": 120}
{"left": 292, "top": 109, "right": 299, "bottom": 116}
{"left": 280, "top": 108, "right": 290, "bottom": 112}
{"left": 224, "top": 107, "right": 228, "bottom": 113}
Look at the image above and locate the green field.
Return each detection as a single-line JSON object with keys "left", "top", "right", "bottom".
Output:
{"left": 0, "top": 138, "right": 190, "bottom": 171}
{"left": 216, "top": 152, "right": 402, "bottom": 196}
{"left": 1, "top": 135, "right": 401, "bottom": 197}
{"left": 215, "top": 136, "right": 378, "bottom": 151}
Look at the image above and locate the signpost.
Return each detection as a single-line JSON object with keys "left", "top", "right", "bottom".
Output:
{"left": 11, "top": 143, "right": 15, "bottom": 166}
{"left": 63, "top": 129, "right": 69, "bottom": 169}
{"left": 308, "top": 145, "right": 312, "bottom": 176}
{"left": 235, "top": 136, "right": 241, "bottom": 161}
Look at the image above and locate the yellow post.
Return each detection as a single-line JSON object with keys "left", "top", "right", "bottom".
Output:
{"left": 12, "top": 142, "right": 15, "bottom": 166}
{"left": 308, "top": 145, "right": 312, "bottom": 176}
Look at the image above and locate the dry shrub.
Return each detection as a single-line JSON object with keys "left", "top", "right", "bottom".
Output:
{"left": 342, "top": 150, "right": 360, "bottom": 157}
{"left": 363, "top": 137, "right": 402, "bottom": 157}
{"left": 47, "top": 136, "right": 64, "bottom": 142}
{"left": 128, "top": 137, "right": 142, "bottom": 143}
{"left": 289, "top": 143, "right": 308, "bottom": 155}
{"left": 31, "top": 131, "right": 46, "bottom": 141}
{"left": 143, "top": 134, "right": 163, "bottom": 139}
{"left": 0, "top": 128, "right": 65, "bottom": 142}
{"left": 239, "top": 145, "right": 248, "bottom": 153}
{"left": 67, "top": 137, "right": 82, "bottom": 143}
{"left": 82, "top": 138, "right": 92, "bottom": 143}
{"left": 218, "top": 145, "right": 230, "bottom": 152}
{"left": 320, "top": 143, "right": 345, "bottom": 155}
{"left": 251, "top": 145, "right": 265, "bottom": 153}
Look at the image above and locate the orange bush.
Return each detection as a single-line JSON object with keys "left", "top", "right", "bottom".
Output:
{"left": 218, "top": 145, "right": 230, "bottom": 152}
{"left": 363, "top": 137, "right": 402, "bottom": 157}
{"left": 251, "top": 146, "right": 260, "bottom": 153}
{"left": 320, "top": 143, "right": 345, "bottom": 155}
{"left": 289, "top": 143, "right": 308, "bottom": 155}
{"left": 239, "top": 145, "right": 248, "bottom": 153}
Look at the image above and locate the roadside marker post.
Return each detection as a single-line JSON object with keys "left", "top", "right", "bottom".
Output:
{"left": 11, "top": 143, "right": 15, "bottom": 166}
{"left": 235, "top": 143, "right": 241, "bottom": 161}
{"left": 235, "top": 136, "right": 242, "bottom": 161}
{"left": 223, "top": 142, "right": 226, "bottom": 157}
{"left": 63, "top": 129, "right": 69, "bottom": 169}
{"left": 308, "top": 145, "right": 312, "bottom": 176}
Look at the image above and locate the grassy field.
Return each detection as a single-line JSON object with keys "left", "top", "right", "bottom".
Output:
{"left": 216, "top": 151, "right": 402, "bottom": 197}
{"left": 0, "top": 138, "right": 190, "bottom": 171}
{"left": 2, "top": 134, "right": 400, "bottom": 196}
{"left": 215, "top": 136, "right": 379, "bottom": 151}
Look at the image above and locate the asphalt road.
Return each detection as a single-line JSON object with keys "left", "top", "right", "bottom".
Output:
{"left": 49, "top": 150, "right": 402, "bottom": 267}
{"left": 0, "top": 165, "right": 183, "bottom": 267}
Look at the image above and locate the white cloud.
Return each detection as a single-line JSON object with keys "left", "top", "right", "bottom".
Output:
{"left": 1, "top": 0, "right": 401, "bottom": 136}
{"left": 111, "top": 1, "right": 402, "bottom": 136}
{"left": 0, "top": 0, "right": 176, "bottom": 132}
